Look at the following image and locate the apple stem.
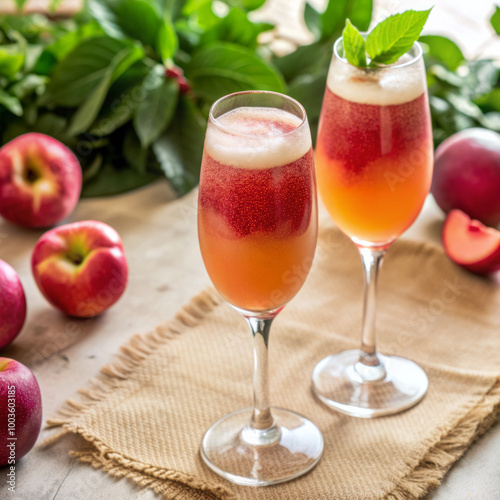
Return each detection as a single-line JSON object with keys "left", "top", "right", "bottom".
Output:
{"left": 66, "top": 252, "right": 84, "bottom": 265}
{"left": 23, "top": 167, "right": 40, "bottom": 184}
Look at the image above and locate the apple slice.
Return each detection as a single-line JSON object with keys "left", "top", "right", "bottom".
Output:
{"left": 442, "top": 209, "right": 500, "bottom": 274}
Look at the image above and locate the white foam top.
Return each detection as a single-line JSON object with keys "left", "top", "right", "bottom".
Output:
{"left": 204, "top": 107, "right": 311, "bottom": 169}
{"left": 327, "top": 53, "right": 426, "bottom": 105}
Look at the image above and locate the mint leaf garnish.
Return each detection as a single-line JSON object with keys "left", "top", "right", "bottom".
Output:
{"left": 491, "top": 6, "right": 500, "bottom": 36}
{"left": 342, "top": 19, "right": 367, "bottom": 67}
{"left": 365, "top": 9, "right": 432, "bottom": 65}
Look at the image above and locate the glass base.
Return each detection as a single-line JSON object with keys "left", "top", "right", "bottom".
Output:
{"left": 312, "top": 349, "right": 428, "bottom": 418}
{"left": 200, "top": 407, "right": 324, "bottom": 486}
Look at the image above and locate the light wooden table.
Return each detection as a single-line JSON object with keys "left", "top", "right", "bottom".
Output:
{"left": 1, "top": 185, "right": 499, "bottom": 499}
{"left": 1, "top": 0, "right": 499, "bottom": 498}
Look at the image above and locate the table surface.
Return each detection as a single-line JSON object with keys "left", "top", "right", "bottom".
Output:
{"left": 1, "top": 0, "right": 500, "bottom": 499}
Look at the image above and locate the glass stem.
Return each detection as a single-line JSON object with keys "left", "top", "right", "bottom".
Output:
{"left": 241, "top": 316, "right": 281, "bottom": 446}
{"left": 355, "top": 247, "right": 387, "bottom": 382}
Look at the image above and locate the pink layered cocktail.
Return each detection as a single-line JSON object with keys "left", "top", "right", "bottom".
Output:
{"left": 316, "top": 53, "right": 433, "bottom": 246}
{"left": 198, "top": 107, "right": 317, "bottom": 312}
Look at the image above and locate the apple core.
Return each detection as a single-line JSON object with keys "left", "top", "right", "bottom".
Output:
{"left": 22, "top": 157, "right": 42, "bottom": 185}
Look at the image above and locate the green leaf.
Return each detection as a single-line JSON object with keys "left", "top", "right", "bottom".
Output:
{"left": 461, "top": 60, "right": 499, "bottom": 98}
{"left": 24, "top": 45, "right": 45, "bottom": 73}
{"left": 365, "top": 9, "right": 432, "bottom": 65}
{"left": 33, "top": 113, "right": 68, "bottom": 139}
{"left": 273, "top": 41, "right": 330, "bottom": 81}
{"left": 428, "top": 64, "right": 463, "bottom": 88}
{"left": 238, "top": 0, "right": 266, "bottom": 10}
{"left": 200, "top": 7, "right": 272, "bottom": 50}
{"left": 419, "top": 35, "right": 464, "bottom": 71}
{"left": 67, "top": 44, "right": 144, "bottom": 136}
{"left": 49, "top": 0, "right": 64, "bottom": 11}
{"left": 123, "top": 128, "right": 147, "bottom": 173}
{"left": 133, "top": 66, "right": 179, "bottom": 147}
{"left": 182, "top": 0, "right": 219, "bottom": 30}
{"left": 304, "top": 2, "right": 322, "bottom": 40}
{"left": 89, "top": 0, "right": 163, "bottom": 48}
{"left": 152, "top": 96, "right": 205, "bottom": 194}
{"left": 342, "top": 19, "right": 367, "bottom": 67}
{"left": 42, "top": 37, "right": 135, "bottom": 107}
{"left": 0, "top": 90, "right": 23, "bottom": 116}
{"left": 9, "top": 74, "right": 48, "bottom": 100}
{"left": 446, "top": 91, "right": 483, "bottom": 120}
{"left": 81, "top": 162, "right": 160, "bottom": 197}
{"left": 82, "top": 154, "right": 103, "bottom": 183}
{"left": 0, "top": 49, "right": 25, "bottom": 79}
{"left": 186, "top": 43, "right": 285, "bottom": 102}
{"left": 321, "top": 0, "right": 372, "bottom": 40}
{"left": 481, "top": 111, "right": 500, "bottom": 131}
{"left": 491, "top": 6, "right": 500, "bottom": 36}
{"left": 157, "top": 21, "right": 178, "bottom": 62}
{"left": 90, "top": 61, "right": 150, "bottom": 136}
{"left": 33, "top": 22, "right": 103, "bottom": 75}
{"left": 158, "top": 0, "right": 185, "bottom": 20}
{"left": 475, "top": 88, "right": 500, "bottom": 112}
{"left": 14, "top": 0, "right": 29, "bottom": 10}
{"left": 286, "top": 70, "right": 328, "bottom": 143}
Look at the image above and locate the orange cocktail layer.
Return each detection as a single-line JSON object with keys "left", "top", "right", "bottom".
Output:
{"left": 198, "top": 151, "right": 317, "bottom": 312}
{"left": 316, "top": 88, "right": 433, "bottom": 245}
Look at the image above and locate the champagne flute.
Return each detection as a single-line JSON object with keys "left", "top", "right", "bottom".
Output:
{"left": 198, "top": 91, "right": 323, "bottom": 485}
{"left": 312, "top": 38, "right": 433, "bottom": 417}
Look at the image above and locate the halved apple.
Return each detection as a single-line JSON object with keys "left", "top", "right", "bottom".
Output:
{"left": 442, "top": 209, "right": 500, "bottom": 274}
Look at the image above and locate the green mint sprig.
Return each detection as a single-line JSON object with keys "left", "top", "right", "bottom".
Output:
{"left": 342, "top": 9, "right": 433, "bottom": 68}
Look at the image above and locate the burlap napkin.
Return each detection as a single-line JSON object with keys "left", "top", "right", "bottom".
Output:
{"left": 46, "top": 221, "right": 500, "bottom": 500}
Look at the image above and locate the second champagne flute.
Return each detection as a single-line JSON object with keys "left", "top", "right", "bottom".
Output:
{"left": 198, "top": 91, "right": 323, "bottom": 485}
{"left": 312, "top": 38, "right": 433, "bottom": 418}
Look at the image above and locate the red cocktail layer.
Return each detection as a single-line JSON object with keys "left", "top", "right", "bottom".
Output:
{"left": 316, "top": 88, "right": 433, "bottom": 244}
{"left": 319, "top": 88, "right": 430, "bottom": 171}
{"left": 199, "top": 142, "right": 317, "bottom": 312}
{"left": 199, "top": 151, "right": 314, "bottom": 239}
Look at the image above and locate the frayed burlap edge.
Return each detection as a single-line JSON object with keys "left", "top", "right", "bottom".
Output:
{"left": 43, "top": 287, "right": 235, "bottom": 500}
{"left": 385, "top": 377, "right": 500, "bottom": 500}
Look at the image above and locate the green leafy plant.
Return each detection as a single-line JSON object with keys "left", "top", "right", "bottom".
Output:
{"left": 0, "top": 0, "right": 499, "bottom": 197}
{"left": 0, "top": 0, "right": 279, "bottom": 196}
{"left": 420, "top": 5, "right": 500, "bottom": 145}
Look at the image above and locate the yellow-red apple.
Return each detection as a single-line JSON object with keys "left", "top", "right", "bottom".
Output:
{"left": 0, "top": 260, "right": 26, "bottom": 350}
{"left": 31, "top": 221, "right": 128, "bottom": 317}
{"left": 431, "top": 128, "right": 500, "bottom": 228}
{"left": 0, "top": 358, "right": 42, "bottom": 466}
{"left": 0, "top": 133, "right": 81, "bottom": 228}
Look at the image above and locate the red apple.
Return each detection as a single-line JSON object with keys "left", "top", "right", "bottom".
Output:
{"left": 0, "top": 260, "right": 27, "bottom": 350}
{"left": 0, "top": 358, "right": 42, "bottom": 466}
{"left": 31, "top": 221, "right": 128, "bottom": 318}
{"left": 0, "top": 132, "right": 82, "bottom": 228}
{"left": 442, "top": 209, "right": 500, "bottom": 274}
{"left": 431, "top": 128, "right": 500, "bottom": 228}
